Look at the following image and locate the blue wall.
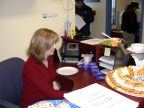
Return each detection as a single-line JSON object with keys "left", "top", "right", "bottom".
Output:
{"left": 106, "top": 0, "right": 112, "bottom": 36}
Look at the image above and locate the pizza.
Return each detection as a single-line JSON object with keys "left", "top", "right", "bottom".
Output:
{"left": 101, "top": 38, "right": 128, "bottom": 47}
{"left": 28, "top": 101, "right": 70, "bottom": 108}
{"left": 105, "top": 66, "right": 144, "bottom": 97}
{"left": 28, "top": 101, "right": 54, "bottom": 108}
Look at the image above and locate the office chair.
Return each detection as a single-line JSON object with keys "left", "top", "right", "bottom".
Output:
{"left": 0, "top": 57, "right": 25, "bottom": 108}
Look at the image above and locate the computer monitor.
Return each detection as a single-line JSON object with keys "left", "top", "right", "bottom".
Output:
{"left": 113, "top": 43, "right": 129, "bottom": 69}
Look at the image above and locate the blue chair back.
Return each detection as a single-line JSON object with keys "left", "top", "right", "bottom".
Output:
{"left": 0, "top": 57, "right": 25, "bottom": 107}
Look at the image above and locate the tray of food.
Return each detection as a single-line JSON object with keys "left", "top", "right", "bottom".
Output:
{"left": 27, "top": 100, "right": 80, "bottom": 108}
{"left": 101, "top": 38, "right": 127, "bottom": 48}
{"left": 105, "top": 66, "right": 144, "bottom": 97}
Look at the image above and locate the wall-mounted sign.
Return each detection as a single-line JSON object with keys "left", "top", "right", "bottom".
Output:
{"left": 42, "top": 12, "right": 60, "bottom": 20}
{"left": 84, "top": 0, "right": 100, "bottom": 2}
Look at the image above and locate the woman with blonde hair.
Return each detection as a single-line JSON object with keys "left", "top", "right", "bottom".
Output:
{"left": 21, "top": 28, "right": 68, "bottom": 108}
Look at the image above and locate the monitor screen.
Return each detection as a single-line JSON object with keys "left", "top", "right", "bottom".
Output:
{"left": 113, "top": 43, "right": 129, "bottom": 69}
{"left": 67, "top": 43, "right": 77, "bottom": 50}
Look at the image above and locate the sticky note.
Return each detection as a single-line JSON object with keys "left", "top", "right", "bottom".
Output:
{"left": 104, "top": 48, "right": 110, "bottom": 56}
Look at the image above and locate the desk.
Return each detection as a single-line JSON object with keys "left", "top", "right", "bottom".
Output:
{"left": 61, "top": 37, "right": 139, "bottom": 65}
{"left": 54, "top": 62, "right": 144, "bottom": 108}
{"left": 62, "top": 37, "right": 134, "bottom": 64}
{"left": 62, "top": 37, "right": 117, "bottom": 64}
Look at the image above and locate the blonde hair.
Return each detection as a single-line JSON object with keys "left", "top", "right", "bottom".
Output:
{"left": 27, "top": 28, "right": 59, "bottom": 64}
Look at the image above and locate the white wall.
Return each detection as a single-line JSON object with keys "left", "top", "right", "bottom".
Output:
{"left": 0, "top": 0, "right": 143, "bottom": 62}
{"left": 86, "top": 1, "right": 106, "bottom": 39}
{"left": 0, "top": 0, "right": 75, "bottom": 61}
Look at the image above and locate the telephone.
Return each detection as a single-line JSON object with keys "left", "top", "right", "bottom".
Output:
{"left": 61, "top": 42, "right": 80, "bottom": 57}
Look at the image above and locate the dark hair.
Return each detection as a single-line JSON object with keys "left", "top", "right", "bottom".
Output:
{"left": 76, "top": 0, "right": 83, "bottom": 2}
{"left": 130, "top": 1, "right": 139, "bottom": 8}
{"left": 27, "top": 28, "right": 59, "bottom": 64}
{"left": 126, "top": 1, "right": 139, "bottom": 10}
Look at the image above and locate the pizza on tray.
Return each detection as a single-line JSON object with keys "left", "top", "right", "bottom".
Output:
{"left": 101, "top": 38, "right": 127, "bottom": 47}
{"left": 105, "top": 66, "right": 144, "bottom": 97}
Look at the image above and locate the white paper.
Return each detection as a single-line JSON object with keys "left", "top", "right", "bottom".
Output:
{"left": 99, "top": 55, "right": 115, "bottom": 65}
{"left": 77, "top": 58, "right": 84, "bottom": 65}
{"left": 75, "top": 14, "right": 86, "bottom": 30}
{"left": 42, "top": 12, "right": 60, "bottom": 19}
{"left": 104, "top": 47, "right": 111, "bottom": 56}
{"left": 99, "top": 61, "right": 113, "bottom": 70}
{"left": 64, "top": 83, "right": 138, "bottom": 108}
{"left": 80, "top": 38, "right": 103, "bottom": 45}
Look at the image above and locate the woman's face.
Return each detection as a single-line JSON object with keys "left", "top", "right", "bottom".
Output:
{"left": 45, "top": 43, "right": 57, "bottom": 58}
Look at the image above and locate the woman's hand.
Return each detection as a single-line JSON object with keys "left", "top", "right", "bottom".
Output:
{"left": 53, "top": 81, "right": 59, "bottom": 90}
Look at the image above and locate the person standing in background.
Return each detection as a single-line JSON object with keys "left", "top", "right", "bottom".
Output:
{"left": 121, "top": 1, "right": 140, "bottom": 46}
{"left": 75, "top": 0, "right": 94, "bottom": 37}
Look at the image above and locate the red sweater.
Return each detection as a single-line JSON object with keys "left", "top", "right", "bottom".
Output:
{"left": 21, "top": 56, "right": 68, "bottom": 108}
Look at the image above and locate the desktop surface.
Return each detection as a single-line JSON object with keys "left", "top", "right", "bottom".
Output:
{"left": 54, "top": 62, "right": 144, "bottom": 108}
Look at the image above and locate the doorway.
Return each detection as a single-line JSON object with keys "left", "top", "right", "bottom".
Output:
{"left": 106, "top": 0, "right": 144, "bottom": 43}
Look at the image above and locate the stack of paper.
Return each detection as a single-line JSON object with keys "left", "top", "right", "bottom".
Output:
{"left": 64, "top": 83, "right": 138, "bottom": 108}
{"left": 99, "top": 55, "right": 115, "bottom": 65}
{"left": 99, "top": 55, "right": 115, "bottom": 73}
{"left": 99, "top": 62, "right": 113, "bottom": 70}
{"left": 80, "top": 38, "right": 103, "bottom": 45}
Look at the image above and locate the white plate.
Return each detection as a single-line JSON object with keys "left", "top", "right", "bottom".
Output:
{"left": 127, "top": 47, "right": 144, "bottom": 53}
{"left": 56, "top": 67, "right": 78, "bottom": 75}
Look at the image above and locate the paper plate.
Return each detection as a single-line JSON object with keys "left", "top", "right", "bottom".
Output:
{"left": 56, "top": 67, "right": 78, "bottom": 75}
{"left": 27, "top": 100, "right": 80, "bottom": 108}
{"left": 127, "top": 47, "right": 144, "bottom": 53}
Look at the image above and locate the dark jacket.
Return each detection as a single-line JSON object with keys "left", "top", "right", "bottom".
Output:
{"left": 121, "top": 9, "right": 139, "bottom": 34}
{"left": 75, "top": 3, "right": 94, "bottom": 36}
